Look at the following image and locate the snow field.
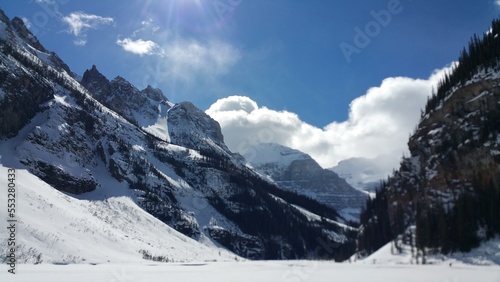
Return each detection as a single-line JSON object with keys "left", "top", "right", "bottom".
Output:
{"left": 1, "top": 261, "right": 499, "bottom": 282}
{"left": 0, "top": 165, "right": 236, "bottom": 264}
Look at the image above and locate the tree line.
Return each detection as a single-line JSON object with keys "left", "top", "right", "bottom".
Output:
{"left": 424, "top": 18, "right": 500, "bottom": 115}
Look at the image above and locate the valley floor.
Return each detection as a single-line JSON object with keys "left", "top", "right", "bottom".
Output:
{"left": 2, "top": 261, "right": 499, "bottom": 282}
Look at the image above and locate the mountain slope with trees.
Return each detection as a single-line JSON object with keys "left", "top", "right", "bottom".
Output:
{"left": 358, "top": 18, "right": 500, "bottom": 259}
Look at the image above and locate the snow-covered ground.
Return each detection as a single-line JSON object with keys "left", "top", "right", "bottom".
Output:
{"left": 1, "top": 166, "right": 499, "bottom": 282}
{"left": 358, "top": 237, "right": 500, "bottom": 266}
{"left": 0, "top": 165, "right": 236, "bottom": 264}
{"left": 2, "top": 260, "right": 499, "bottom": 282}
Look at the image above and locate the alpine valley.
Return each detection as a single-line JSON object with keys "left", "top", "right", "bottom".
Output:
{"left": 1, "top": 7, "right": 500, "bottom": 272}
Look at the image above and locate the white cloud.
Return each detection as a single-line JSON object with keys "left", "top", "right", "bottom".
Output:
{"left": 73, "top": 38, "right": 88, "bottom": 46}
{"left": 116, "top": 38, "right": 160, "bottom": 56}
{"left": 206, "top": 65, "right": 453, "bottom": 175}
{"left": 21, "top": 17, "right": 32, "bottom": 29}
{"left": 496, "top": 0, "right": 500, "bottom": 7}
{"left": 162, "top": 39, "right": 240, "bottom": 82}
{"left": 62, "top": 12, "right": 113, "bottom": 45}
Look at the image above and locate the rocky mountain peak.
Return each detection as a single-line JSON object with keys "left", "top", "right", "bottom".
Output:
{"left": 0, "top": 9, "right": 9, "bottom": 24}
{"left": 82, "top": 65, "right": 108, "bottom": 82}
{"left": 141, "top": 85, "right": 167, "bottom": 102}
{"left": 110, "top": 75, "right": 139, "bottom": 95}
{"left": 81, "top": 65, "right": 111, "bottom": 99}
{"left": 11, "top": 16, "right": 47, "bottom": 52}
{"left": 168, "top": 101, "right": 225, "bottom": 148}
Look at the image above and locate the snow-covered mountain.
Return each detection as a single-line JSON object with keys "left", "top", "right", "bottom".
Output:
{"left": 0, "top": 165, "right": 236, "bottom": 264}
{"left": 331, "top": 153, "right": 401, "bottom": 193}
{"left": 244, "top": 143, "right": 368, "bottom": 222}
{"left": 0, "top": 10, "right": 357, "bottom": 261}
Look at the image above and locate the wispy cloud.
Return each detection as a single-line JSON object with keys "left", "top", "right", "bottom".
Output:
{"left": 132, "top": 18, "right": 160, "bottom": 37}
{"left": 116, "top": 38, "right": 161, "bottom": 56}
{"left": 62, "top": 12, "right": 114, "bottom": 45}
{"left": 163, "top": 39, "right": 240, "bottom": 82}
{"left": 496, "top": 0, "right": 500, "bottom": 6}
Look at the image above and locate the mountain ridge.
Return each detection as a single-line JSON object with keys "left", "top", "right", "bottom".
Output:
{"left": 0, "top": 10, "right": 357, "bottom": 261}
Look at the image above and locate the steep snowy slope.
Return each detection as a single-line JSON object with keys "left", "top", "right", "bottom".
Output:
{"left": 356, "top": 235, "right": 500, "bottom": 266}
{"left": 244, "top": 143, "right": 367, "bottom": 222}
{"left": 0, "top": 165, "right": 236, "bottom": 264}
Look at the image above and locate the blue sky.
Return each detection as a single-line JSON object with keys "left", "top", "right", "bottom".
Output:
{"left": 1, "top": 0, "right": 499, "bottom": 169}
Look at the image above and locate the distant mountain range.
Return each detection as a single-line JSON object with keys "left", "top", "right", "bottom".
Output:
{"left": 243, "top": 143, "right": 367, "bottom": 222}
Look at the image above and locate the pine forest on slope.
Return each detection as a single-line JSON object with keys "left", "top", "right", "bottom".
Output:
{"left": 357, "top": 18, "right": 500, "bottom": 259}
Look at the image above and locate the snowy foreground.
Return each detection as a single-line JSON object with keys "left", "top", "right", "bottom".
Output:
{"left": 0, "top": 159, "right": 499, "bottom": 281}
{"left": 2, "top": 260, "right": 500, "bottom": 282}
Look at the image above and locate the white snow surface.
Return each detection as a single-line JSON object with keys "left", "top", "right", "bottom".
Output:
{"left": 137, "top": 99, "right": 174, "bottom": 142}
{"left": 0, "top": 165, "right": 236, "bottom": 264}
{"left": 357, "top": 237, "right": 500, "bottom": 266}
{"left": 2, "top": 261, "right": 499, "bottom": 282}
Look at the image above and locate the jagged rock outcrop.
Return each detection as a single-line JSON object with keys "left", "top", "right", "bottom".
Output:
{"left": 81, "top": 67, "right": 168, "bottom": 125}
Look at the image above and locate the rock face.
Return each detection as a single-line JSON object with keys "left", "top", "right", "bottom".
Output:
{"left": 81, "top": 67, "right": 170, "bottom": 126}
{"left": 0, "top": 10, "right": 358, "bottom": 261}
{"left": 81, "top": 65, "right": 111, "bottom": 99}
{"left": 167, "top": 101, "right": 226, "bottom": 150}
{"left": 11, "top": 16, "right": 46, "bottom": 52}
{"left": 357, "top": 19, "right": 500, "bottom": 256}
{"left": 81, "top": 65, "right": 225, "bottom": 152}
{"left": 245, "top": 143, "right": 368, "bottom": 222}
